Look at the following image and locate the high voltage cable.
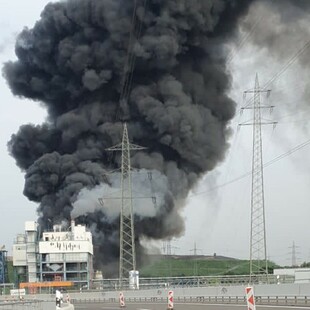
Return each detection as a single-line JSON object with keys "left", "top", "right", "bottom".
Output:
{"left": 277, "top": 109, "right": 310, "bottom": 121}
{"left": 265, "top": 41, "right": 310, "bottom": 89}
{"left": 227, "top": 0, "right": 276, "bottom": 65}
{"left": 264, "top": 139, "right": 310, "bottom": 168}
{"left": 189, "top": 138, "right": 310, "bottom": 197}
{"left": 109, "top": 0, "right": 147, "bottom": 164}
{"left": 241, "top": 40, "right": 310, "bottom": 110}
{"left": 227, "top": 15, "right": 263, "bottom": 64}
{"left": 125, "top": 0, "right": 148, "bottom": 102}
{"left": 118, "top": 0, "right": 147, "bottom": 121}
{"left": 119, "top": 0, "right": 139, "bottom": 101}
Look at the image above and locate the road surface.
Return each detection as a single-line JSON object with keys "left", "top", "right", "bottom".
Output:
{"left": 73, "top": 302, "right": 310, "bottom": 310}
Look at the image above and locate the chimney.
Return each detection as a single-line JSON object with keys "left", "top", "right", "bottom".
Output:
{"left": 71, "top": 220, "right": 75, "bottom": 234}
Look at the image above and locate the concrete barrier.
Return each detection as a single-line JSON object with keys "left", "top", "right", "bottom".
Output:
{"left": 61, "top": 303, "right": 74, "bottom": 309}
{"left": 65, "top": 283, "right": 310, "bottom": 300}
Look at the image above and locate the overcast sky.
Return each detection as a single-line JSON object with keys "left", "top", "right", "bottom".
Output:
{"left": 0, "top": 0, "right": 310, "bottom": 268}
{"left": 0, "top": 0, "right": 51, "bottom": 248}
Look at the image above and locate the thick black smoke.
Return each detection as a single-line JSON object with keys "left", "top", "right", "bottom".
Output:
{"left": 3, "top": 0, "right": 253, "bottom": 276}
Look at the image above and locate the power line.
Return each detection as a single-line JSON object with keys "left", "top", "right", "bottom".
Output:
{"left": 189, "top": 138, "right": 310, "bottom": 198}
{"left": 265, "top": 41, "right": 310, "bottom": 89}
{"left": 227, "top": 0, "right": 277, "bottom": 65}
{"left": 227, "top": 15, "right": 263, "bottom": 64}
{"left": 117, "top": 0, "right": 148, "bottom": 121}
{"left": 264, "top": 139, "right": 310, "bottom": 168}
{"left": 237, "top": 40, "right": 310, "bottom": 113}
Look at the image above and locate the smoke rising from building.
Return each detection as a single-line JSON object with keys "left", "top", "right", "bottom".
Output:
{"left": 3, "top": 0, "right": 254, "bottom": 275}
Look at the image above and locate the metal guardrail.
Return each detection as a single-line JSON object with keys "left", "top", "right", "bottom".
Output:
{"left": 0, "top": 300, "right": 43, "bottom": 309}
{"left": 71, "top": 295, "right": 310, "bottom": 306}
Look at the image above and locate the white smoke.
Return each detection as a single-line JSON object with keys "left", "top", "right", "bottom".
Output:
{"left": 71, "top": 169, "right": 168, "bottom": 220}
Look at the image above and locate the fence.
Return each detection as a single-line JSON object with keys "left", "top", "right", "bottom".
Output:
{"left": 91, "top": 274, "right": 295, "bottom": 290}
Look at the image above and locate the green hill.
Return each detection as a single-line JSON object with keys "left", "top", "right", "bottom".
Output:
{"left": 140, "top": 255, "right": 278, "bottom": 277}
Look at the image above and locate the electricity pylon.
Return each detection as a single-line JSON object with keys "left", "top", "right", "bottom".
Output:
{"left": 289, "top": 241, "right": 300, "bottom": 267}
{"left": 107, "top": 123, "right": 145, "bottom": 288}
{"left": 239, "top": 74, "right": 276, "bottom": 283}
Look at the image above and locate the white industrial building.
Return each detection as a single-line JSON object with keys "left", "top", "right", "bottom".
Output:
{"left": 12, "top": 220, "right": 93, "bottom": 289}
{"left": 274, "top": 268, "right": 310, "bottom": 283}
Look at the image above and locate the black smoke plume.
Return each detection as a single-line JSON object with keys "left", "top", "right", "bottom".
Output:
{"left": 3, "top": 0, "right": 253, "bottom": 276}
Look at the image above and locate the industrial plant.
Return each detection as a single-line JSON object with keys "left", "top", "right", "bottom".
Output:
{"left": 12, "top": 221, "right": 93, "bottom": 291}
{"left": 1, "top": 0, "right": 310, "bottom": 309}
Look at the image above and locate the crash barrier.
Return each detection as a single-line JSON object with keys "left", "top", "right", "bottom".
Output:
{"left": 70, "top": 295, "right": 310, "bottom": 306}
{"left": 47, "top": 282, "right": 310, "bottom": 301}
{"left": 60, "top": 303, "right": 74, "bottom": 310}
{"left": 0, "top": 301, "right": 73, "bottom": 310}
{"left": 0, "top": 300, "right": 44, "bottom": 310}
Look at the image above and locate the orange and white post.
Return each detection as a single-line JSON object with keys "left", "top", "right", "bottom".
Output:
{"left": 167, "top": 290, "right": 174, "bottom": 310}
{"left": 245, "top": 287, "right": 256, "bottom": 310}
{"left": 119, "top": 292, "right": 125, "bottom": 308}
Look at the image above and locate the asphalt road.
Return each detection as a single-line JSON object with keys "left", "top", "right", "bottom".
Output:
{"left": 73, "top": 302, "right": 310, "bottom": 310}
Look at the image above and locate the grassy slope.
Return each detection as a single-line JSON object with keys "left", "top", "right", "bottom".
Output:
{"left": 140, "top": 257, "right": 278, "bottom": 277}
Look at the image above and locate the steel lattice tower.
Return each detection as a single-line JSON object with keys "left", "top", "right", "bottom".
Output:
{"left": 289, "top": 241, "right": 299, "bottom": 267}
{"left": 107, "top": 123, "right": 145, "bottom": 288}
{"left": 240, "top": 74, "right": 276, "bottom": 282}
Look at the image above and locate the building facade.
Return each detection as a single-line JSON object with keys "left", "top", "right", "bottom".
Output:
{"left": 12, "top": 221, "right": 93, "bottom": 289}
{"left": 0, "top": 249, "right": 7, "bottom": 284}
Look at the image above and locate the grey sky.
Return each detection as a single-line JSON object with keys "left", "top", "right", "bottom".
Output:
{"left": 0, "top": 0, "right": 309, "bottom": 267}
{"left": 179, "top": 1, "right": 310, "bottom": 266}
{"left": 0, "top": 0, "right": 51, "bottom": 250}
